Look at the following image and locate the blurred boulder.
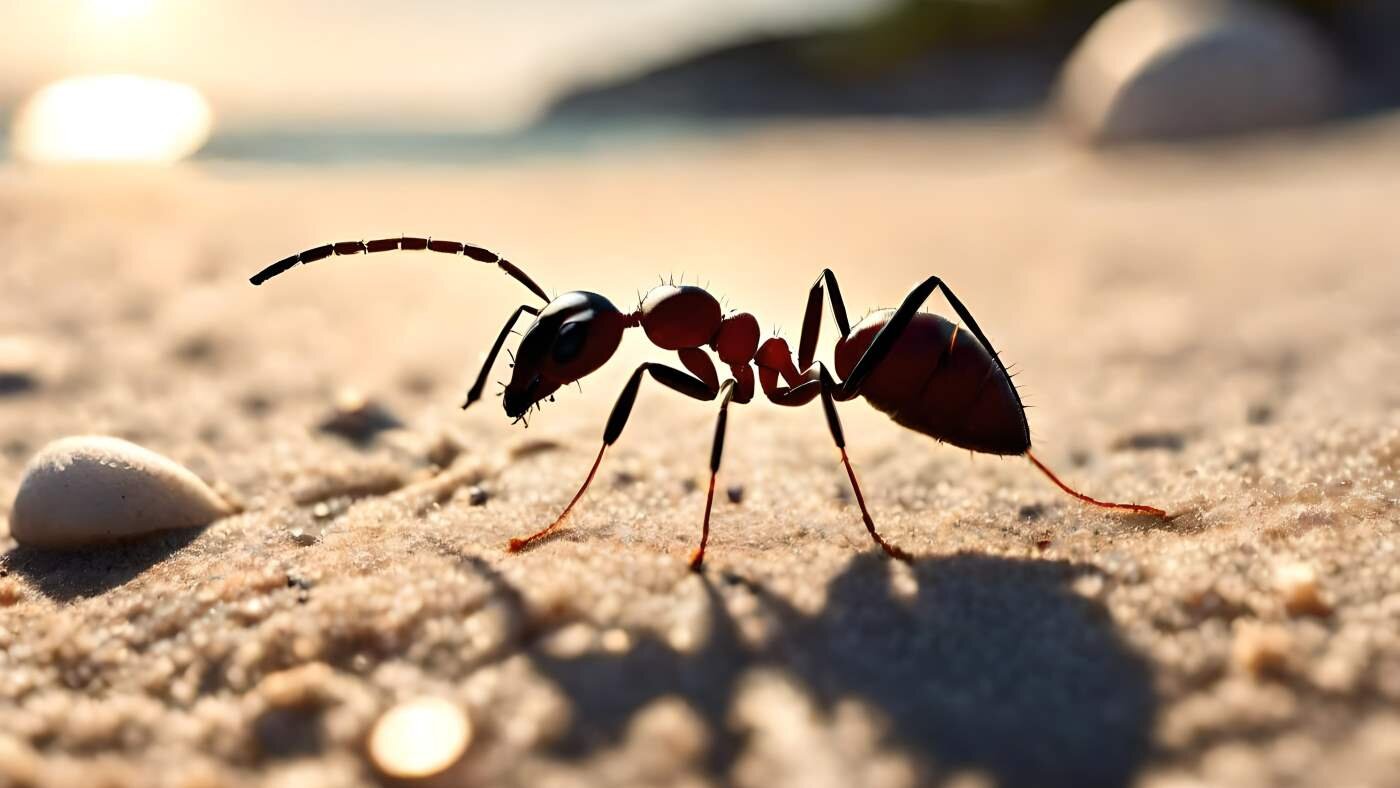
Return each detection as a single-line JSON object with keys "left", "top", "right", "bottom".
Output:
{"left": 1337, "top": 0, "right": 1400, "bottom": 109}
{"left": 1057, "top": 0, "right": 1341, "bottom": 144}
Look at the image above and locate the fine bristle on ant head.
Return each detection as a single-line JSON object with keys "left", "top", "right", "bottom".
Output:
{"left": 252, "top": 240, "right": 1170, "bottom": 570}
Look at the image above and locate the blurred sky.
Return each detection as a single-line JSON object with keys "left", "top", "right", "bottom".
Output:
{"left": 0, "top": 0, "right": 893, "bottom": 132}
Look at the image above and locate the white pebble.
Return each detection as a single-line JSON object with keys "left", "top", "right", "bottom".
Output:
{"left": 368, "top": 697, "right": 471, "bottom": 779}
{"left": 9, "top": 436, "right": 234, "bottom": 549}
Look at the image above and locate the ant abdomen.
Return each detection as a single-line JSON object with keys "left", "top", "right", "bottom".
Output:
{"left": 835, "top": 311, "right": 1030, "bottom": 456}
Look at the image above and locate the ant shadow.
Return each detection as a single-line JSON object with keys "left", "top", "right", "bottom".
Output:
{"left": 2, "top": 528, "right": 205, "bottom": 601}
{"left": 494, "top": 552, "right": 1157, "bottom": 788}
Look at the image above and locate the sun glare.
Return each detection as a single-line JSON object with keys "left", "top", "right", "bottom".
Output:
{"left": 12, "top": 74, "right": 213, "bottom": 165}
{"left": 84, "top": 0, "right": 158, "bottom": 21}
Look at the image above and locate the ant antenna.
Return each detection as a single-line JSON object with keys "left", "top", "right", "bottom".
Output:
{"left": 248, "top": 235, "right": 551, "bottom": 303}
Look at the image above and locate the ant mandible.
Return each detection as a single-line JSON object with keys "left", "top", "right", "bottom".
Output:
{"left": 251, "top": 236, "right": 1168, "bottom": 570}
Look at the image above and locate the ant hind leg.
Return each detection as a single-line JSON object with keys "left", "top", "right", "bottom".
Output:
{"left": 814, "top": 365, "right": 912, "bottom": 562}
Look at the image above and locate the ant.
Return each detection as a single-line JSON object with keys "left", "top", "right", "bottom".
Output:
{"left": 251, "top": 236, "right": 1168, "bottom": 570}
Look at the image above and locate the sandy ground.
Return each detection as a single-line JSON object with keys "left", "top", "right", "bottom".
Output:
{"left": 0, "top": 118, "right": 1398, "bottom": 787}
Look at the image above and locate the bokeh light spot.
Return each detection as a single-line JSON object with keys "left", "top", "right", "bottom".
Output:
{"left": 12, "top": 74, "right": 213, "bottom": 165}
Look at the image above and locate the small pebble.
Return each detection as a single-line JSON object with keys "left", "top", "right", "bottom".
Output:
{"left": 9, "top": 436, "right": 234, "bottom": 549}
{"left": 1072, "top": 574, "right": 1105, "bottom": 599}
{"left": 508, "top": 437, "right": 563, "bottom": 460}
{"left": 257, "top": 662, "right": 336, "bottom": 710}
{"left": 726, "top": 484, "right": 744, "bottom": 504}
{"left": 0, "top": 336, "right": 43, "bottom": 395}
{"left": 289, "top": 528, "right": 317, "bottom": 547}
{"left": 1233, "top": 622, "right": 1292, "bottom": 678}
{"left": 1275, "top": 562, "right": 1331, "bottom": 617}
{"left": 318, "top": 388, "right": 403, "bottom": 444}
{"left": 368, "top": 697, "right": 472, "bottom": 780}
{"left": 1112, "top": 430, "right": 1186, "bottom": 452}
{"left": 425, "top": 431, "right": 466, "bottom": 468}
{"left": 0, "top": 579, "right": 21, "bottom": 607}
{"left": 1247, "top": 402, "right": 1275, "bottom": 425}
{"left": 466, "top": 485, "right": 489, "bottom": 506}
{"left": 170, "top": 332, "right": 222, "bottom": 366}
{"left": 601, "top": 628, "right": 632, "bottom": 653}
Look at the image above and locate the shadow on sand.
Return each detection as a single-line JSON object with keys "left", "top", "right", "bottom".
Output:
{"left": 500, "top": 552, "right": 1157, "bottom": 788}
{"left": 2, "top": 528, "right": 204, "bottom": 601}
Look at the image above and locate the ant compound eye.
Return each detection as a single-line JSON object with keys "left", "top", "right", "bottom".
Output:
{"left": 552, "top": 320, "right": 589, "bottom": 363}
{"left": 522, "top": 291, "right": 626, "bottom": 385}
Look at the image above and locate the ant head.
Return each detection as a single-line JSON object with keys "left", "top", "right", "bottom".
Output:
{"left": 503, "top": 291, "right": 628, "bottom": 421}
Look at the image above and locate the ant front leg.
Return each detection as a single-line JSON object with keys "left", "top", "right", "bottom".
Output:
{"left": 462, "top": 305, "right": 539, "bottom": 410}
{"left": 507, "top": 363, "right": 719, "bottom": 554}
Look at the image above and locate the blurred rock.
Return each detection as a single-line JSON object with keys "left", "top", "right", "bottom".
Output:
{"left": 9, "top": 436, "right": 234, "bottom": 549}
{"left": 1058, "top": 0, "right": 1340, "bottom": 144}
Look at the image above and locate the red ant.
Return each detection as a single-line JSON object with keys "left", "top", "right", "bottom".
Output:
{"left": 252, "top": 237, "right": 1167, "bottom": 569}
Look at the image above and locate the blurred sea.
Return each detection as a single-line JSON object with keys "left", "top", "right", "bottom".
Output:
{"left": 1, "top": 119, "right": 751, "bottom": 168}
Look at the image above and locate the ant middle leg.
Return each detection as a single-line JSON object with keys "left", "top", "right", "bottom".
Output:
{"left": 690, "top": 379, "right": 736, "bottom": 571}
{"left": 507, "top": 363, "right": 719, "bottom": 553}
{"left": 797, "top": 268, "right": 853, "bottom": 371}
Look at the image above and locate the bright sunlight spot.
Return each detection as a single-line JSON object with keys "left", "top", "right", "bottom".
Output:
{"left": 83, "top": 0, "right": 157, "bottom": 21}
{"left": 11, "top": 74, "right": 213, "bottom": 165}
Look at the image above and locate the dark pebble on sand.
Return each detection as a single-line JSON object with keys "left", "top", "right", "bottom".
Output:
{"left": 318, "top": 389, "right": 403, "bottom": 445}
{"left": 1112, "top": 430, "right": 1186, "bottom": 452}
